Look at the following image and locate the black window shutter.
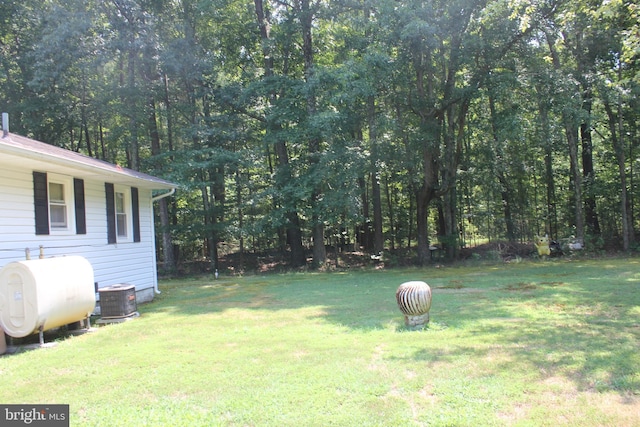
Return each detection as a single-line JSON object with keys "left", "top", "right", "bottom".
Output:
{"left": 131, "top": 187, "right": 141, "bottom": 242}
{"left": 105, "top": 183, "right": 116, "bottom": 244}
{"left": 33, "top": 171, "right": 49, "bottom": 235}
{"left": 74, "top": 178, "right": 86, "bottom": 234}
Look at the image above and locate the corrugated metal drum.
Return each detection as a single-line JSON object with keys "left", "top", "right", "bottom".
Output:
{"left": 0, "top": 256, "right": 96, "bottom": 338}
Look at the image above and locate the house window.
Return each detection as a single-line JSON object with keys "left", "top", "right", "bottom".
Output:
{"left": 105, "top": 183, "right": 140, "bottom": 244}
{"left": 115, "top": 191, "right": 127, "bottom": 238}
{"left": 33, "top": 172, "right": 84, "bottom": 235}
{"left": 49, "top": 182, "right": 67, "bottom": 229}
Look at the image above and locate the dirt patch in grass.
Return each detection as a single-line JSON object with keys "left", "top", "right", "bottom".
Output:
{"left": 539, "top": 281, "right": 568, "bottom": 287}
{"left": 504, "top": 282, "right": 538, "bottom": 291}
{"left": 433, "top": 287, "right": 486, "bottom": 294}
{"left": 502, "top": 281, "right": 568, "bottom": 292}
{"left": 435, "top": 280, "right": 466, "bottom": 289}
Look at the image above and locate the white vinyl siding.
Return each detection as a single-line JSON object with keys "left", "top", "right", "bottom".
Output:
{"left": 0, "top": 163, "right": 159, "bottom": 303}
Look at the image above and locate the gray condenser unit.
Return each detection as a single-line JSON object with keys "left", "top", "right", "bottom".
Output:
{"left": 99, "top": 284, "right": 137, "bottom": 318}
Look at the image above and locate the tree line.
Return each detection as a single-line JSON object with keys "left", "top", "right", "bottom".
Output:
{"left": 1, "top": 0, "right": 639, "bottom": 270}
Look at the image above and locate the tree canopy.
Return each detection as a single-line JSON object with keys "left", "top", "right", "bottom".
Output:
{"left": 1, "top": 0, "right": 639, "bottom": 270}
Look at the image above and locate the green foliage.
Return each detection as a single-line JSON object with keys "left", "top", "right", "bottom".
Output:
{"left": 1, "top": 0, "right": 639, "bottom": 264}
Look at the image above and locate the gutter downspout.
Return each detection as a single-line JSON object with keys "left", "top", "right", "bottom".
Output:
{"left": 152, "top": 187, "right": 176, "bottom": 202}
{"left": 2, "top": 112, "right": 9, "bottom": 137}
{"left": 151, "top": 187, "right": 176, "bottom": 294}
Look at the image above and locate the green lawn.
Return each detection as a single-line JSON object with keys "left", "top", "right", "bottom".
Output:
{"left": 1, "top": 258, "right": 639, "bottom": 426}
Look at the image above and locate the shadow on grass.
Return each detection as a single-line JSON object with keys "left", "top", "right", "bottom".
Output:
{"left": 424, "top": 274, "right": 639, "bottom": 394}
{"left": 146, "top": 260, "right": 640, "bottom": 396}
{"left": 2, "top": 326, "right": 95, "bottom": 357}
{"left": 497, "top": 281, "right": 640, "bottom": 394}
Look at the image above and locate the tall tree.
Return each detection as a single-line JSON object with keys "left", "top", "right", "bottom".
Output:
{"left": 298, "top": 0, "right": 327, "bottom": 266}
{"left": 253, "top": 0, "right": 307, "bottom": 267}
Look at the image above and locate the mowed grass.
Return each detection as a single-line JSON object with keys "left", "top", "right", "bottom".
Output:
{"left": 1, "top": 258, "right": 640, "bottom": 426}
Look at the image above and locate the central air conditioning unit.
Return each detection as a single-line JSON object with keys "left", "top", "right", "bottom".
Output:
{"left": 98, "top": 284, "right": 137, "bottom": 318}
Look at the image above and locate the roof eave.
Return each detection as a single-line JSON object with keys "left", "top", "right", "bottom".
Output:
{"left": 0, "top": 133, "right": 178, "bottom": 190}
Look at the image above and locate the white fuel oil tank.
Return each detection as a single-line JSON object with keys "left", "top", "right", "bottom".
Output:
{"left": 0, "top": 256, "right": 96, "bottom": 338}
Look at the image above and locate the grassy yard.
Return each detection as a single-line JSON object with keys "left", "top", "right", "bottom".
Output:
{"left": 1, "top": 257, "right": 639, "bottom": 426}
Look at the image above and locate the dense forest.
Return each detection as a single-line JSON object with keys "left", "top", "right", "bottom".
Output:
{"left": 1, "top": 0, "right": 639, "bottom": 271}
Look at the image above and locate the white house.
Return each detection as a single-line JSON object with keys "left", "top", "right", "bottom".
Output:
{"left": 0, "top": 116, "right": 177, "bottom": 305}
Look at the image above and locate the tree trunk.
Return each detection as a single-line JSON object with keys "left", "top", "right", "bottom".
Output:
{"left": 488, "top": 93, "right": 516, "bottom": 242}
{"left": 439, "top": 99, "right": 467, "bottom": 258}
{"left": 565, "top": 121, "right": 585, "bottom": 243}
{"left": 201, "top": 180, "right": 218, "bottom": 271}
{"left": 160, "top": 73, "right": 177, "bottom": 272}
{"left": 235, "top": 169, "right": 245, "bottom": 270}
{"left": 538, "top": 98, "right": 558, "bottom": 237}
{"left": 416, "top": 186, "right": 431, "bottom": 265}
{"left": 80, "top": 69, "right": 93, "bottom": 157}
{"left": 416, "top": 134, "right": 443, "bottom": 263}
{"left": 300, "top": 0, "right": 326, "bottom": 266}
{"left": 357, "top": 176, "right": 373, "bottom": 251}
{"left": 604, "top": 101, "right": 633, "bottom": 250}
{"left": 148, "top": 99, "right": 176, "bottom": 272}
{"left": 441, "top": 187, "right": 458, "bottom": 259}
{"left": 368, "top": 96, "right": 384, "bottom": 255}
{"left": 127, "top": 43, "right": 139, "bottom": 171}
{"left": 274, "top": 141, "right": 306, "bottom": 267}
{"left": 574, "top": 28, "right": 601, "bottom": 238}
{"left": 384, "top": 175, "right": 396, "bottom": 251}
{"left": 580, "top": 93, "right": 601, "bottom": 236}
{"left": 254, "top": 0, "right": 306, "bottom": 267}
{"left": 545, "top": 30, "right": 584, "bottom": 244}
